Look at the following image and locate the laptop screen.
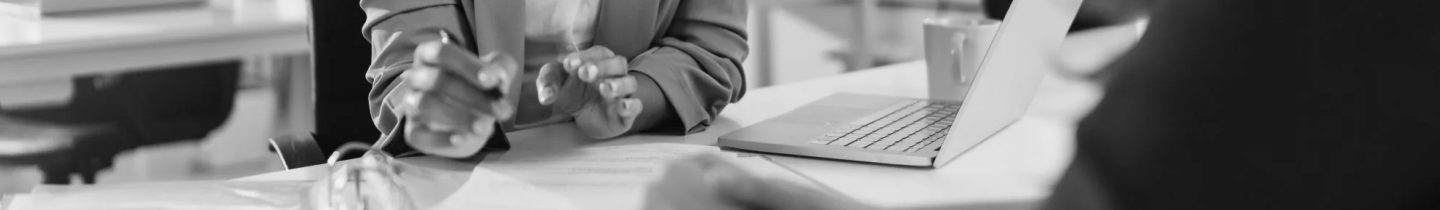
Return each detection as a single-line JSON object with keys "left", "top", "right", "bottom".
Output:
{"left": 934, "top": 0, "right": 1082, "bottom": 167}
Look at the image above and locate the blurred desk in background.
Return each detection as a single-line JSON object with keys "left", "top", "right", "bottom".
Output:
{"left": 0, "top": 0, "right": 308, "bottom": 84}
{"left": 0, "top": 0, "right": 312, "bottom": 132}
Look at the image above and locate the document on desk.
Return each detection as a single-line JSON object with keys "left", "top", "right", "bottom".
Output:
{"left": 429, "top": 143, "right": 806, "bottom": 210}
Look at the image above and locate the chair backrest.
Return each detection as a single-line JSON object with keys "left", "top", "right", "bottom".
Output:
{"left": 308, "top": 0, "right": 381, "bottom": 155}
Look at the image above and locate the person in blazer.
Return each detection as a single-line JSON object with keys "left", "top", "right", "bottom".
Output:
{"left": 359, "top": 0, "right": 747, "bottom": 157}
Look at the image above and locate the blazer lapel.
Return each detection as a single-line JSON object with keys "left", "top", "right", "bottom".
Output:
{"left": 594, "top": 0, "right": 663, "bottom": 58}
{"left": 462, "top": 0, "right": 525, "bottom": 130}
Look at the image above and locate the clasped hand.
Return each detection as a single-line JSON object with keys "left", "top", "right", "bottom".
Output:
{"left": 538, "top": 46, "right": 644, "bottom": 139}
{"left": 390, "top": 41, "right": 518, "bottom": 158}
{"left": 393, "top": 43, "right": 643, "bottom": 157}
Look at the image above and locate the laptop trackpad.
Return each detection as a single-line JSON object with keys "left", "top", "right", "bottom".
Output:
{"left": 772, "top": 105, "right": 866, "bottom": 126}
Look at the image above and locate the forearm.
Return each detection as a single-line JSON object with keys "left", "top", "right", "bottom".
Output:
{"left": 627, "top": 0, "right": 749, "bottom": 134}
{"left": 625, "top": 72, "right": 679, "bottom": 134}
{"left": 360, "top": 0, "right": 469, "bottom": 137}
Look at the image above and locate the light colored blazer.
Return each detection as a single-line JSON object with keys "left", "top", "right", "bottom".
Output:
{"left": 359, "top": 0, "right": 748, "bottom": 144}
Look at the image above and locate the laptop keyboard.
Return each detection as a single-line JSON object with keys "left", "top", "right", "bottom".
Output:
{"left": 807, "top": 100, "right": 959, "bottom": 153}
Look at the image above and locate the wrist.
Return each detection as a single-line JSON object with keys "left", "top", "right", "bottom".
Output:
{"left": 625, "top": 71, "right": 676, "bottom": 134}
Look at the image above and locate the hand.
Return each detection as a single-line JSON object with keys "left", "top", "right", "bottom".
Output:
{"left": 389, "top": 41, "right": 519, "bottom": 158}
{"left": 536, "top": 46, "right": 643, "bottom": 139}
{"left": 643, "top": 152, "right": 879, "bottom": 210}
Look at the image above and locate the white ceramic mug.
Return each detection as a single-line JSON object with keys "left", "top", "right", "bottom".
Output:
{"left": 923, "top": 17, "right": 1001, "bottom": 101}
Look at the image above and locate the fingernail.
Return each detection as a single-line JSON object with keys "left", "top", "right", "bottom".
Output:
{"left": 472, "top": 118, "right": 495, "bottom": 135}
{"left": 403, "top": 93, "right": 423, "bottom": 110}
{"left": 408, "top": 68, "right": 439, "bottom": 89}
{"left": 471, "top": 120, "right": 488, "bottom": 135}
{"left": 449, "top": 134, "right": 467, "bottom": 146}
{"left": 479, "top": 52, "right": 498, "bottom": 63}
{"left": 492, "top": 101, "right": 514, "bottom": 120}
{"left": 497, "top": 70, "right": 512, "bottom": 93}
{"left": 565, "top": 57, "right": 581, "bottom": 70}
{"left": 625, "top": 99, "right": 643, "bottom": 115}
{"left": 477, "top": 71, "right": 499, "bottom": 88}
{"left": 539, "top": 86, "right": 556, "bottom": 103}
{"left": 416, "top": 43, "right": 440, "bottom": 61}
{"left": 598, "top": 82, "right": 613, "bottom": 96}
{"left": 581, "top": 65, "right": 598, "bottom": 81}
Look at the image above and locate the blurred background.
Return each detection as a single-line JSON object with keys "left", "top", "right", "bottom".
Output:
{"left": 1, "top": 0, "right": 1140, "bottom": 194}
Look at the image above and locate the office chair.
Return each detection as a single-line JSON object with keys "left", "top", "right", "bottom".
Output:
{"left": 266, "top": 0, "right": 384, "bottom": 169}
{"left": 269, "top": 0, "right": 508, "bottom": 169}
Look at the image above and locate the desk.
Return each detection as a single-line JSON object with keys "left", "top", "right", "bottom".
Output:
{"left": 0, "top": 0, "right": 308, "bottom": 84}
{"left": 238, "top": 62, "right": 1103, "bottom": 208}
{"left": 0, "top": 0, "right": 312, "bottom": 132}
{"left": 239, "top": 22, "right": 1134, "bottom": 209}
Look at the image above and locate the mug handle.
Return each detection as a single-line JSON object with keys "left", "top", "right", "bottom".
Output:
{"left": 950, "top": 33, "right": 968, "bottom": 83}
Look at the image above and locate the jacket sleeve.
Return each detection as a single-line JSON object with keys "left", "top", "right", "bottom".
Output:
{"left": 359, "top": 0, "right": 469, "bottom": 141}
{"left": 628, "top": 0, "right": 749, "bottom": 134}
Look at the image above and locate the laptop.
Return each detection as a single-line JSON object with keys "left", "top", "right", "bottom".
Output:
{"left": 719, "top": 0, "right": 1082, "bottom": 167}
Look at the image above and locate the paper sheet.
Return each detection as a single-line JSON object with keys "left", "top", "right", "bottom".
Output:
{"left": 2, "top": 181, "right": 312, "bottom": 210}
{"left": 429, "top": 143, "right": 721, "bottom": 210}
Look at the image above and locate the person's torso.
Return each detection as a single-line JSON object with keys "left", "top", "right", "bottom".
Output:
{"left": 516, "top": 0, "right": 603, "bottom": 129}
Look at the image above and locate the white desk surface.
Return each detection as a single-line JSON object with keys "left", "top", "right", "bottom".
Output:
{"left": 0, "top": 0, "right": 309, "bottom": 84}
{"left": 237, "top": 22, "right": 1138, "bottom": 209}
{"left": 237, "top": 63, "right": 1104, "bottom": 208}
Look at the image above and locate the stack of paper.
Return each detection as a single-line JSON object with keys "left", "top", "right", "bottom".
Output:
{"left": 430, "top": 143, "right": 812, "bottom": 210}
{"left": 1, "top": 143, "right": 817, "bottom": 210}
{"left": 2, "top": 181, "right": 313, "bottom": 210}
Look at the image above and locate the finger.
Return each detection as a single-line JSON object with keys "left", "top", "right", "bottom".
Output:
{"left": 428, "top": 73, "right": 496, "bottom": 105}
{"left": 476, "top": 51, "right": 521, "bottom": 93}
{"left": 414, "top": 41, "right": 486, "bottom": 88}
{"left": 405, "top": 121, "right": 469, "bottom": 158}
{"left": 413, "top": 94, "right": 476, "bottom": 133}
{"left": 451, "top": 115, "right": 495, "bottom": 152}
{"left": 536, "top": 62, "right": 569, "bottom": 105}
{"left": 402, "top": 66, "right": 444, "bottom": 91}
{"left": 577, "top": 56, "right": 629, "bottom": 82}
{"left": 549, "top": 70, "right": 597, "bottom": 115}
{"left": 597, "top": 76, "right": 639, "bottom": 100}
{"left": 425, "top": 74, "right": 513, "bottom": 120}
{"left": 614, "top": 98, "right": 644, "bottom": 119}
{"left": 386, "top": 88, "right": 424, "bottom": 116}
{"left": 561, "top": 46, "right": 616, "bottom": 71}
{"left": 404, "top": 117, "right": 492, "bottom": 158}
{"left": 469, "top": 116, "right": 497, "bottom": 141}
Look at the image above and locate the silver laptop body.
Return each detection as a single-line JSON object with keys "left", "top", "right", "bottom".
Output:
{"left": 719, "top": 0, "right": 1082, "bottom": 167}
